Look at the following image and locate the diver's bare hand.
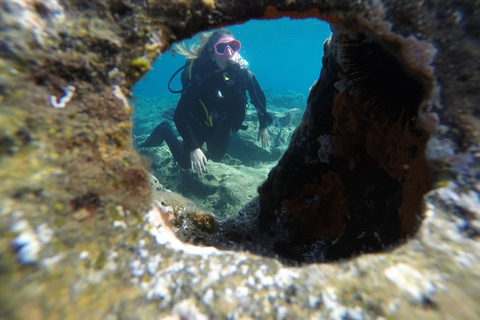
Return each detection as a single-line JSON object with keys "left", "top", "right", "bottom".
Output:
{"left": 190, "top": 148, "right": 208, "bottom": 175}
{"left": 258, "top": 127, "right": 270, "bottom": 148}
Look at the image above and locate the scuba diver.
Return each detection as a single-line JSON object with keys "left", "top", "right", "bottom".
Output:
{"left": 139, "top": 28, "right": 273, "bottom": 175}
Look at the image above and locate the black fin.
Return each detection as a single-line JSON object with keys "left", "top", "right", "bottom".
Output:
{"left": 161, "top": 107, "right": 175, "bottom": 121}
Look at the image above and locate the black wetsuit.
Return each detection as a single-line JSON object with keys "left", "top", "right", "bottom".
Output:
{"left": 154, "top": 58, "right": 271, "bottom": 169}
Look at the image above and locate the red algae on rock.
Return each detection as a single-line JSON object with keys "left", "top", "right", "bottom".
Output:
{"left": 282, "top": 172, "right": 349, "bottom": 241}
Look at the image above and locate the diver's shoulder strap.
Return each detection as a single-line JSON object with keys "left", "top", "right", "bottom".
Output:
{"left": 180, "top": 59, "right": 195, "bottom": 89}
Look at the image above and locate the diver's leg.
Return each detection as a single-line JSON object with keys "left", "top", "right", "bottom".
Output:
{"left": 206, "top": 126, "right": 231, "bottom": 162}
{"left": 139, "top": 121, "right": 172, "bottom": 148}
{"left": 140, "top": 121, "right": 190, "bottom": 168}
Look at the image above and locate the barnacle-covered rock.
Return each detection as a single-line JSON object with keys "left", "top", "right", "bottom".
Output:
{"left": 1, "top": 0, "right": 480, "bottom": 319}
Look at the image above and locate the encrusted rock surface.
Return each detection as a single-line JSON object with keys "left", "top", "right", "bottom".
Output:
{"left": 1, "top": 0, "right": 480, "bottom": 319}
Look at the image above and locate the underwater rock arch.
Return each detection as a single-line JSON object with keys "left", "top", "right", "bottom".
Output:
{"left": 1, "top": 0, "right": 480, "bottom": 319}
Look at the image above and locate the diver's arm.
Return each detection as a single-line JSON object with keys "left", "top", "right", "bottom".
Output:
{"left": 245, "top": 70, "right": 272, "bottom": 128}
{"left": 173, "top": 96, "right": 200, "bottom": 152}
{"left": 175, "top": 108, "right": 209, "bottom": 174}
{"left": 245, "top": 70, "right": 271, "bottom": 147}
{"left": 174, "top": 96, "right": 208, "bottom": 174}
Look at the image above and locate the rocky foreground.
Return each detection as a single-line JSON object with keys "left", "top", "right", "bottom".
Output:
{"left": 1, "top": 0, "right": 480, "bottom": 319}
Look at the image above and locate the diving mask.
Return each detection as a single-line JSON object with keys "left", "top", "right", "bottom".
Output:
{"left": 213, "top": 38, "right": 241, "bottom": 60}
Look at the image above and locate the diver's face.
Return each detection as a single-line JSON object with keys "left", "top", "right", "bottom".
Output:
{"left": 211, "top": 36, "right": 240, "bottom": 69}
{"left": 212, "top": 52, "right": 228, "bottom": 69}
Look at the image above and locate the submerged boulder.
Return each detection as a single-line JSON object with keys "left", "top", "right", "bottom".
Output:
{"left": 0, "top": 0, "right": 479, "bottom": 319}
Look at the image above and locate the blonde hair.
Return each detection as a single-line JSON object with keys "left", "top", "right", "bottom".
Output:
{"left": 173, "top": 32, "right": 212, "bottom": 60}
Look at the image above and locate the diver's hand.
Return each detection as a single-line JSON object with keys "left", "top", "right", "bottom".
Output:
{"left": 225, "top": 60, "right": 241, "bottom": 74}
{"left": 258, "top": 127, "right": 270, "bottom": 148}
{"left": 190, "top": 148, "right": 208, "bottom": 175}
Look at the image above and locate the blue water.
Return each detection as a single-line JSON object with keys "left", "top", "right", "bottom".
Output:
{"left": 132, "top": 18, "right": 331, "bottom": 98}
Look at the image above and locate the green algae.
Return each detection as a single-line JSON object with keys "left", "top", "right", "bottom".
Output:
{"left": 94, "top": 251, "right": 107, "bottom": 270}
{"left": 130, "top": 56, "right": 152, "bottom": 74}
{"left": 107, "top": 207, "right": 125, "bottom": 221}
{"left": 53, "top": 203, "right": 64, "bottom": 212}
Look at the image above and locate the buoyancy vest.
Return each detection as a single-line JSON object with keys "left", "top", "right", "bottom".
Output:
{"left": 170, "top": 59, "right": 272, "bottom": 130}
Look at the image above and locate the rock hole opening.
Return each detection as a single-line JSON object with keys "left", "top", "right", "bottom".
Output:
{"left": 131, "top": 22, "right": 328, "bottom": 217}
{"left": 133, "top": 19, "right": 436, "bottom": 266}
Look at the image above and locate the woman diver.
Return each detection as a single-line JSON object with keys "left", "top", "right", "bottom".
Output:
{"left": 139, "top": 28, "right": 273, "bottom": 175}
